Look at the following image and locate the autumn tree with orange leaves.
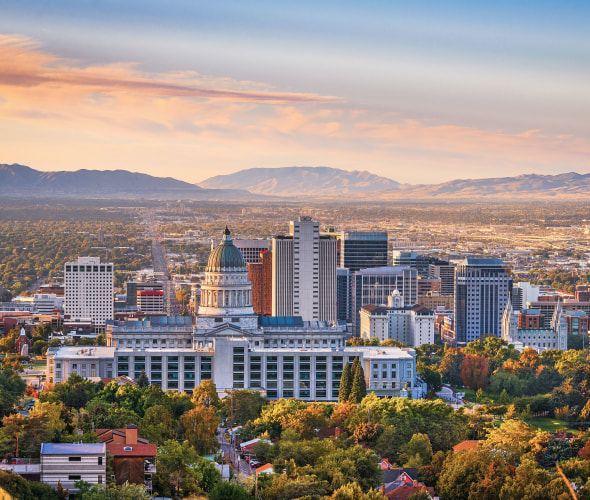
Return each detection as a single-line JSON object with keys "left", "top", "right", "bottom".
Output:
{"left": 460, "top": 355, "right": 489, "bottom": 390}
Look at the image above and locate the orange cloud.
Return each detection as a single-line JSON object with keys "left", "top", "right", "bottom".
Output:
{"left": 0, "top": 35, "right": 337, "bottom": 103}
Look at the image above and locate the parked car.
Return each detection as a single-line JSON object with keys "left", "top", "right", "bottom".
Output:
{"left": 10, "top": 458, "right": 28, "bottom": 465}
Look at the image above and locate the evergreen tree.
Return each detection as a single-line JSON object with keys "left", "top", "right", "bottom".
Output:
{"left": 339, "top": 362, "right": 352, "bottom": 403}
{"left": 137, "top": 370, "right": 150, "bottom": 388}
{"left": 349, "top": 359, "right": 367, "bottom": 403}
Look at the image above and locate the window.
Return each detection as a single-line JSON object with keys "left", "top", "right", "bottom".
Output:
{"left": 68, "top": 456, "right": 82, "bottom": 462}
{"left": 69, "top": 475, "right": 81, "bottom": 480}
{"left": 98, "top": 456, "right": 103, "bottom": 465}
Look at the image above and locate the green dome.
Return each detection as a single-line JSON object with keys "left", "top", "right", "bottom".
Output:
{"left": 206, "top": 227, "right": 247, "bottom": 271}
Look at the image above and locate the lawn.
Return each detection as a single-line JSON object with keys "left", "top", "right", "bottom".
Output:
{"left": 525, "top": 417, "right": 577, "bottom": 434}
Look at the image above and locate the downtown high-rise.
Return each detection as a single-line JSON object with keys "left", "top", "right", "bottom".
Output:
{"left": 272, "top": 217, "right": 336, "bottom": 322}
{"left": 449, "top": 258, "right": 512, "bottom": 346}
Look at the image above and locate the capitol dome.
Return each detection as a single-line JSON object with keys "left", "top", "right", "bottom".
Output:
{"left": 206, "top": 227, "right": 247, "bottom": 272}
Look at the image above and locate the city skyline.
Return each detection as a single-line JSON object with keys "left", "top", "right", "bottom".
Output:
{"left": 0, "top": 1, "right": 589, "bottom": 184}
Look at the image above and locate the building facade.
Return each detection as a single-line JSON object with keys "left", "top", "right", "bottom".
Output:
{"left": 40, "top": 443, "right": 106, "bottom": 493}
{"left": 65, "top": 257, "right": 113, "bottom": 331}
{"left": 502, "top": 298, "right": 568, "bottom": 351}
{"left": 271, "top": 217, "right": 336, "bottom": 322}
{"left": 352, "top": 266, "right": 418, "bottom": 335}
{"left": 248, "top": 250, "right": 272, "bottom": 316}
{"left": 359, "top": 291, "right": 434, "bottom": 347}
{"left": 448, "top": 258, "right": 512, "bottom": 346}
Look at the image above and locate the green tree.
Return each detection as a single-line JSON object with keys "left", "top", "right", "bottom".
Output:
{"left": 314, "top": 445, "right": 382, "bottom": 493}
{"left": 349, "top": 361, "right": 367, "bottom": 404}
{"left": 401, "top": 433, "right": 433, "bottom": 468}
{"left": 181, "top": 405, "right": 220, "bottom": 455}
{"left": 0, "top": 470, "right": 58, "bottom": 500}
{"left": 73, "top": 480, "right": 151, "bottom": 499}
{"left": 0, "top": 367, "right": 27, "bottom": 418}
{"left": 223, "top": 389, "right": 266, "bottom": 426}
{"left": 39, "top": 373, "right": 99, "bottom": 410}
{"left": 140, "top": 404, "right": 176, "bottom": 445}
{"left": 154, "top": 440, "right": 201, "bottom": 499}
{"left": 209, "top": 481, "right": 253, "bottom": 500}
{"left": 498, "top": 459, "right": 552, "bottom": 500}
{"left": 417, "top": 362, "right": 442, "bottom": 397}
{"left": 339, "top": 362, "right": 352, "bottom": 403}
{"left": 136, "top": 370, "right": 149, "bottom": 388}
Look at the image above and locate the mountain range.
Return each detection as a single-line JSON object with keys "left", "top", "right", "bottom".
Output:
{"left": 1, "top": 163, "right": 589, "bottom": 200}
{"left": 199, "top": 166, "right": 400, "bottom": 196}
{"left": 0, "top": 164, "right": 258, "bottom": 200}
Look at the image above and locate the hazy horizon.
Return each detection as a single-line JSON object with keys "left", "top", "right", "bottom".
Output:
{"left": 1, "top": 1, "right": 588, "bottom": 184}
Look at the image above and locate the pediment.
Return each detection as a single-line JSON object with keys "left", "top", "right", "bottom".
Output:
{"left": 198, "top": 323, "right": 257, "bottom": 337}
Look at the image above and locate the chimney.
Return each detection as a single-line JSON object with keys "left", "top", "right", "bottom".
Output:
{"left": 125, "top": 425, "right": 138, "bottom": 445}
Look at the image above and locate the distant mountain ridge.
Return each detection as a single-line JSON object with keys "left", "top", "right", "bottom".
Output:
{"left": 199, "top": 166, "right": 400, "bottom": 196}
{"left": 2, "top": 163, "right": 589, "bottom": 200}
{"left": 201, "top": 167, "right": 590, "bottom": 199}
{"left": 358, "top": 172, "right": 590, "bottom": 200}
{"left": 0, "top": 164, "right": 261, "bottom": 200}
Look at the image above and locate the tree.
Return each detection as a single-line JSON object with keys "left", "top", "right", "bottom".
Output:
{"left": 401, "top": 433, "right": 433, "bottom": 468}
{"left": 350, "top": 361, "right": 367, "bottom": 404}
{"left": 437, "top": 449, "right": 512, "bottom": 500}
{"left": 417, "top": 362, "right": 442, "bottom": 397}
{"left": 339, "top": 362, "right": 352, "bottom": 403}
{"left": 0, "top": 327, "right": 21, "bottom": 353}
{"left": 0, "top": 470, "right": 58, "bottom": 500}
{"left": 73, "top": 480, "right": 151, "bottom": 499}
{"left": 329, "top": 482, "right": 386, "bottom": 499}
{"left": 223, "top": 389, "right": 266, "bottom": 426}
{"left": 482, "top": 420, "right": 536, "bottom": 464}
{"left": 314, "top": 445, "right": 382, "bottom": 493}
{"left": 353, "top": 423, "right": 383, "bottom": 446}
{"left": 33, "top": 339, "right": 48, "bottom": 355}
{"left": 154, "top": 440, "right": 201, "bottom": 499}
{"left": 39, "top": 373, "right": 99, "bottom": 410}
{"left": 181, "top": 405, "right": 220, "bottom": 455}
{"left": 140, "top": 404, "right": 176, "bottom": 445}
{"left": 136, "top": 370, "right": 149, "bottom": 388}
{"left": 439, "top": 348, "right": 464, "bottom": 387}
{"left": 498, "top": 460, "right": 551, "bottom": 500}
{"left": 460, "top": 355, "right": 489, "bottom": 391}
{"left": 209, "top": 481, "right": 253, "bottom": 500}
{"left": 192, "top": 379, "right": 221, "bottom": 409}
{"left": 0, "top": 367, "right": 27, "bottom": 419}
{"left": 330, "top": 401, "right": 356, "bottom": 430}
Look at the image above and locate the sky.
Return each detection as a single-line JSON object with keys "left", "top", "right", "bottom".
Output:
{"left": 0, "top": 0, "right": 589, "bottom": 184}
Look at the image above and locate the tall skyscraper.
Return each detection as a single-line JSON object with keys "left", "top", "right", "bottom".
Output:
{"left": 450, "top": 258, "right": 512, "bottom": 346}
{"left": 428, "top": 260, "right": 455, "bottom": 296}
{"left": 352, "top": 266, "right": 418, "bottom": 334}
{"left": 272, "top": 217, "right": 336, "bottom": 322}
{"left": 338, "top": 231, "right": 388, "bottom": 322}
{"left": 64, "top": 257, "right": 114, "bottom": 331}
{"left": 340, "top": 231, "right": 388, "bottom": 271}
{"left": 336, "top": 268, "right": 350, "bottom": 322}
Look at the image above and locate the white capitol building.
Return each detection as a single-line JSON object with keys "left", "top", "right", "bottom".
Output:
{"left": 47, "top": 228, "right": 424, "bottom": 400}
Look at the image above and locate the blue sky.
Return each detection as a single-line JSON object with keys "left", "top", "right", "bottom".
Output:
{"left": 0, "top": 0, "right": 588, "bottom": 183}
